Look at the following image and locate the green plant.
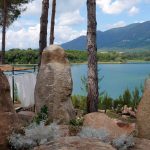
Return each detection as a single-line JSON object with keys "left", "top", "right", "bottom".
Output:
{"left": 69, "top": 117, "right": 84, "bottom": 127}
{"left": 69, "top": 117, "right": 84, "bottom": 136}
{"left": 102, "top": 94, "right": 113, "bottom": 113}
{"left": 122, "top": 88, "right": 132, "bottom": 107}
{"left": 33, "top": 105, "right": 48, "bottom": 125}
{"left": 132, "top": 87, "right": 140, "bottom": 109}
{"left": 71, "top": 95, "right": 87, "bottom": 111}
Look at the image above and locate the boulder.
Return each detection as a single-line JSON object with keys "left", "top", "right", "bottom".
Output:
{"left": 35, "top": 45, "right": 75, "bottom": 124}
{"left": 133, "top": 138, "right": 150, "bottom": 150}
{"left": 83, "top": 112, "right": 135, "bottom": 139}
{"left": 0, "top": 69, "right": 18, "bottom": 149}
{"left": 34, "top": 136, "right": 115, "bottom": 150}
{"left": 122, "top": 105, "right": 136, "bottom": 118}
{"left": 137, "top": 79, "right": 150, "bottom": 139}
{"left": 18, "top": 111, "right": 35, "bottom": 126}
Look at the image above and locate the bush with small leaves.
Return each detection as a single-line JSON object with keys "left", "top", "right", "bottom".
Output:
{"left": 8, "top": 122, "right": 59, "bottom": 150}
{"left": 112, "top": 135, "right": 135, "bottom": 150}
{"left": 78, "top": 127, "right": 110, "bottom": 142}
{"left": 69, "top": 117, "right": 84, "bottom": 136}
{"left": 33, "top": 105, "right": 48, "bottom": 124}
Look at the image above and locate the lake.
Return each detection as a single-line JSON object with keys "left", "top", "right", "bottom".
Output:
{"left": 71, "top": 64, "right": 150, "bottom": 98}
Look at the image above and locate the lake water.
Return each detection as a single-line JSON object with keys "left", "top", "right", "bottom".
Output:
{"left": 71, "top": 64, "right": 150, "bottom": 98}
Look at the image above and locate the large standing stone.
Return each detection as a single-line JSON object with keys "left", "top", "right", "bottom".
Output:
{"left": 137, "top": 79, "right": 150, "bottom": 139}
{"left": 0, "top": 69, "right": 18, "bottom": 149}
{"left": 35, "top": 45, "right": 75, "bottom": 124}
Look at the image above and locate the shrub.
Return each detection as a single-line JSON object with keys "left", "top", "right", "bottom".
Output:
{"left": 33, "top": 105, "right": 48, "bottom": 124}
{"left": 8, "top": 122, "right": 59, "bottom": 150}
{"left": 69, "top": 117, "right": 84, "bottom": 126}
{"left": 78, "top": 127, "right": 109, "bottom": 142}
{"left": 112, "top": 135, "right": 135, "bottom": 150}
{"left": 69, "top": 117, "right": 84, "bottom": 136}
{"left": 71, "top": 95, "right": 87, "bottom": 111}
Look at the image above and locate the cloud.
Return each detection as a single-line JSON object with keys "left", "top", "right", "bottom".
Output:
{"left": 128, "top": 6, "right": 139, "bottom": 16}
{"left": 4, "top": 24, "right": 40, "bottom": 49}
{"left": 97, "top": 0, "right": 140, "bottom": 14}
{"left": 0, "top": 0, "right": 86, "bottom": 49}
{"left": 106, "top": 21, "right": 126, "bottom": 30}
{"left": 23, "top": 0, "right": 42, "bottom": 16}
{"left": 57, "top": 10, "right": 84, "bottom": 26}
{"left": 55, "top": 25, "right": 86, "bottom": 44}
{"left": 0, "top": 24, "right": 86, "bottom": 49}
{"left": 23, "top": 0, "right": 85, "bottom": 17}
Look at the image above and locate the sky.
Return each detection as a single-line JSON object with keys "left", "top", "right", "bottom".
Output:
{"left": 0, "top": 0, "right": 150, "bottom": 50}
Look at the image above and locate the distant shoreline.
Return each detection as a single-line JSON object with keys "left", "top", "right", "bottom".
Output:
{"left": 71, "top": 60, "right": 150, "bottom": 65}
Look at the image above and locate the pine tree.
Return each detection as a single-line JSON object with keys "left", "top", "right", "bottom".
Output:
{"left": 0, "top": 0, "right": 33, "bottom": 64}
{"left": 87, "top": 0, "right": 99, "bottom": 113}
{"left": 39, "top": 0, "right": 49, "bottom": 66}
{"left": 50, "top": 0, "right": 56, "bottom": 45}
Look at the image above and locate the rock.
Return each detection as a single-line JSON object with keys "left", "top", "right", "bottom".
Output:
{"left": 34, "top": 136, "right": 115, "bottom": 150}
{"left": 83, "top": 112, "right": 135, "bottom": 139}
{"left": 35, "top": 45, "right": 75, "bottom": 124}
{"left": 133, "top": 138, "right": 150, "bottom": 150}
{"left": 122, "top": 105, "right": 129, "bottom": 115}
{"left": 137, "top": 79, "right": 150, "bottom": 139}
{"left": 0, "top": 70, "right": 18, "bottom": 149}
{"left": 122, "top": 105, "right": 136, "bottom": 118}
{"left": 0, "top": 69, "right": 15, "bottom": 113}
{"left": 18, "top": 111, "right": 35, "bottom": 126}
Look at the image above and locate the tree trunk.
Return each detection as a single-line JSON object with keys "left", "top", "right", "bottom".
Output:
{"left": 39, "top": 0, "right": 49, "bottom": 66}
{"left": 1, "top": 0, "right": 7, "bottom": 64}
{"left": 50, "top": 0, "right": 56, "bottom": 45}
{"left": 87, "top": 0, "right": 99, "bottom": 113}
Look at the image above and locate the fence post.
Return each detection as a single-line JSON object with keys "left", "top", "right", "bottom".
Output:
{"left": 34, "top": 65, "right": 36, "bottom": 72}
{"left": 12, "top": 66, "right": 15, "bottom": 104}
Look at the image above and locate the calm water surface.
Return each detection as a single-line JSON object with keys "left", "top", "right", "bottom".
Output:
{"left": 71, "top": 64, "right": 150, "bottom": 98}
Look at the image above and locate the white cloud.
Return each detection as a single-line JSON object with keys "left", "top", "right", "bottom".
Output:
{"left": 0, "top": 24, "right": 86, "bottom": 49}
{"left": 106, "top": 21, "right": 126, "bottom": 30}
{"left": 55, "top": 25, "right": 86, "bottom": 44}
{"left": 5, "top": 24, "right": 40, "bottom": 49}
{"left": 0, "top": 0, "right": 86, "bottom": 49}
{"left": 22, "top": 0, "right": 42, "bottom": 16}
{"left": 57, "top": 10, "right": 84, "bottom": 26}
{"left": 97, "top": 0, "right": 140, "bottom": 14}
{"left": 128, "top": 6, "right": 139, "bottom": 16}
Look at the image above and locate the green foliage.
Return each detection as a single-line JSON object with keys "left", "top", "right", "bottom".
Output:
{"left": 113, "top": 87, "right": 141, "bottom": 111}
{"left": 5, "top": 49, "right": 39, "bottom": 64}
{"left": 69, "top": 117, "right": 84, "bottom": 136}
{"left": 33, "top": 105, "right": 48, "bottom": 125}
{"left": 4, "top": 48, "right": 150, "bottom": 64}
{"left": 66, "top": 50, "right": 87, "bottom": 63}
{"left": 0, "top": 0, "right": 33, "bottom": 27}
{"left": 71, "top": 95, "right": 86, "bottom": 111}
{"left": 69, "top": 117, "right": 84, "bottom": 127}
{"left": 132, "top": 87, "right": 140, "bottom": 109}
{"left": 101, "top": 94, "right": 113, "bottom": 112}
{"left": 122, "top": 88, "right": 131, "bottom": 106}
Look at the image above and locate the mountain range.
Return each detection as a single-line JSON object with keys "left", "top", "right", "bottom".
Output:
{"left": 61, "top": 21, "right": 150, "bottom": 51}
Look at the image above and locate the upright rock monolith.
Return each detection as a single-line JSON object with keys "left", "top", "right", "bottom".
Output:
{"left": 0, "top": 69, "right": 18, "bottom": 149}
{"left": 137, "top": 79, "right": 150, "bottom": 139}
{"left": 35, "top": 45, "right": 75, "bottom": 124}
